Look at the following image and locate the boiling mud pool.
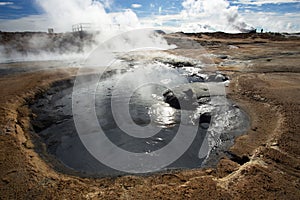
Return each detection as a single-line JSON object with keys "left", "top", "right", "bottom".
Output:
{"left": 31, "top": 51, "right": 249, "bottom": 176}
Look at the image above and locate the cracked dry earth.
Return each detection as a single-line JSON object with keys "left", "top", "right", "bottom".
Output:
{"left": 0, "top": 34, "right": 300, "bottom": 199}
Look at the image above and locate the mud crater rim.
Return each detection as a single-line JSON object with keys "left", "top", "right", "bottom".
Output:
{"left": 30, "top": 62, "right": 250, "bottom": 177}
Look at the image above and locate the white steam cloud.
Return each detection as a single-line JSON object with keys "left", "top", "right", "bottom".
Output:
{"left": 36, "top": 0, "right": 140, "bottom": 33}
{"left": 180, "top": 0, "right": 253, "bottom": 32}
{"left": 0, "top": 0, "right": 174, "bottom": 63}
{"left": 140, "top": 0, "right": 254, "bottom": 33}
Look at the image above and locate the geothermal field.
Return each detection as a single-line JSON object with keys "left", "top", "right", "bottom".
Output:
{"left": 0, "top": 30, "right": 299, "bottom": 199}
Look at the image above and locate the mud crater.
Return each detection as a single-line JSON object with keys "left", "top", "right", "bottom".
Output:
{"left": 30, "top": 56, "right": 249, "bottom": 177}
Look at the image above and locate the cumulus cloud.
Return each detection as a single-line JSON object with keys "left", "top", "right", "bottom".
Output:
{"left": 180, "top": 0, "right": 253, "bottom": 32}
{"left": 240, "top": 11, "right": 300, "bottom": 32}
{"left": 131, "top": 4, "right": 142, "bottom": 8}
{"left": 110, "top": 9, "right": 140, "bottom": 28}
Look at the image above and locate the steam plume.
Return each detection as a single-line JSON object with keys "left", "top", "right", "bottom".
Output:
{"left": 181, "top": 0, "right": 254, "bottom": 32}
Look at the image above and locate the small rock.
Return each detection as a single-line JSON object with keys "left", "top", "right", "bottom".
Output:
{"left": 218, "top": 55, "right": 228, "bottom": 59}
{"left": 200, "top": 113, "right": 211, "bottom": 124}
{"left": 163, "top": 82, "right": 211, "bottom": 110}
{"left": 163, "top": 90, "right": 181, "bottom": 109}
{"left": 260, "top": 97, "right": 266, "bottom": 101}
{"left": 163, "top": 88, "right": 198, "bottom": 110}
{"left": 207, "top": 74, "right": 229, "bottom": 82}
{"left": 197, "top": 97, "right": 211, "bottom": 104}
{"left": 252, "top": 127, "right": 258, "bottom": 131}
{"left": 233, "top": 104, "right": 239, "bottom": 108}
{"left": 271, "top": 142, "right": 278, "bottom": 146}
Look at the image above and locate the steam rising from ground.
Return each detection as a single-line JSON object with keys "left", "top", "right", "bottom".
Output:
{"left": 36, "top": 0, "right": 140, "bottom": 34}
{"left": 0, "top": 0, "right": 172, "bottom": 63}
{"left": 180, "top": 0, "right": 253, "bottom": 32}
{"left": 0, "top": 0, "right": 255, "bottom": 63}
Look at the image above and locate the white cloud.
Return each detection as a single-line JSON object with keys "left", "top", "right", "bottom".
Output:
{"left": 180, "top": 0, "right": 253, "bottom": 32}
{"left": 0, "top": 2, "right": 13, "bottom": 6}
{"left": 110, "top": 9, "right": 140, "bottom": 28}
{"left": 233, "top": 0, "right": 300, "bottom": 5}
{"left": 139, "top": 0, "right": 300, "bottom": 33}
{"left": 240, "top": 11, "right": 300, "bottom": 32}
{"left": 131, "top": 4, "right": 142, "bottom": 8}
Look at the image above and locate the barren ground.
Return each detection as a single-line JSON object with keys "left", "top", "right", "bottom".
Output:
{"left": 0, "top": 33, "right": 299, "bottom": 199}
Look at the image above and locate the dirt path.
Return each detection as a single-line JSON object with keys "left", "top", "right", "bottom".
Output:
{"left": 0, "top": 34, "right": 300, "bottom": 199}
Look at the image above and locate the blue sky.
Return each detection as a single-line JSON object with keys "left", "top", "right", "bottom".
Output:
{"left": 0, "top": 0, "right": 40, "bottom": 19}
{"left": 0, "top": 0, "right": 299, "bottom": 32}
{"left": 0, "top": 0, "right": 184, "bottom": 18}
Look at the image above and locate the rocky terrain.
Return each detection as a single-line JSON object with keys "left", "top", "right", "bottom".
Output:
{"left": 0, "top": 32, "right": 299, "bottom": 199}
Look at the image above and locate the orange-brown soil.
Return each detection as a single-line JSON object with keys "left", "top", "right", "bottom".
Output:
{"left": 0, "top": 33, "right": 299, "bottom": 199}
